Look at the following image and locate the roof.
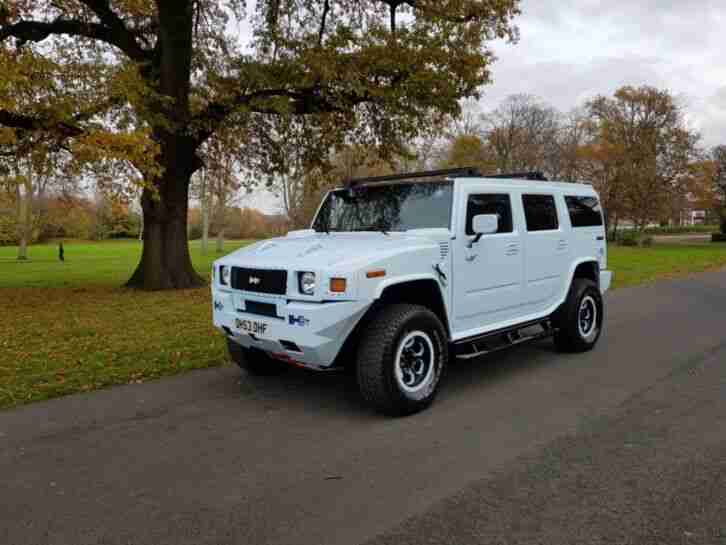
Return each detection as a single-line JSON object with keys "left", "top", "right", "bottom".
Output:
{"left": 342, "top": 168, "right": 595, "bottom": 194}
{"left": 457, "top": 177, "right": 596, "bottom": 193}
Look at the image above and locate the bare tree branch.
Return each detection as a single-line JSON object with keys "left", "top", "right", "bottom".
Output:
{"left": 318, "top": 0, "right": 330, "bottom": 45}
{"left": 0, "top": 10, "right": 149, "bottom": 62}
{"left": 399, "top": 0, "right": 480, "bottom": 23}
{"left": 193, "top": 85, "right": 370, "bottom": 145}
{"left": 0, "top": 110, "right": 84, "bottom": 138}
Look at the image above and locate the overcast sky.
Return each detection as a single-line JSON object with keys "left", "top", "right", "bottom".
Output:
{"left": 486, "top": 0, "right": 726, "bottom": 145}
{"left": 251, "top": 0, "right": 726, "bottom": 213}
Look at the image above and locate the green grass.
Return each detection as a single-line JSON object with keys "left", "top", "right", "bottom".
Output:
{"left": 0, "top": 239, "right": 252, "bottom": 288}
{"left": 609, "top": 243, "right": 726, "bottom": 289}
{"left": 0, "top": 239, "right": 252, "bottom": 408}
{"left": 0, "top": 239, "right": 725, "bottom": 409}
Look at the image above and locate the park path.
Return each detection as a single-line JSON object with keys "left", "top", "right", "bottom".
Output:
{"left": 1, "top": 270, "right": 726, "bottom": 545}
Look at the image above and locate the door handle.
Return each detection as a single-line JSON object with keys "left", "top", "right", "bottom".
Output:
{"left": 505, "top": 243, "right": 519, "bottom": 256}
{"left": 557, "top": 239, "right": 568, "bottom": 250}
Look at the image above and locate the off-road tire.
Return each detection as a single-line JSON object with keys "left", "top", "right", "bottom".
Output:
{"left": 227, "top": 339, "right": 286, "bottom": 376}
{"left": 356, "top": 304, "right": 448, "bottom": 416}
{"left": 554, "top": 278, "right": 604, "bottom": 353}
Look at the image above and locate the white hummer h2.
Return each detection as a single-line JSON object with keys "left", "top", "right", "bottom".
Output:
{"left": 212, "top": 168, "right": 612, "bottom": 415}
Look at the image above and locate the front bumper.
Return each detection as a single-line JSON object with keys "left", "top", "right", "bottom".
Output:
{"left": 212, "top": 290, "right": 371, "bottom": 369}
{"left": 600, "top": 270, "right": 613, "bottom": 293}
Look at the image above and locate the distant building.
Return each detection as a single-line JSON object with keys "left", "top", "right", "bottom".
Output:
{"left": 677, "top": 193, "right": 711, "bottom": 226}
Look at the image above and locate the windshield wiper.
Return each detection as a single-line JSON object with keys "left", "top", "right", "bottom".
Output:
{"left": 355, "top": 222, "right": 390, "bottom": 235}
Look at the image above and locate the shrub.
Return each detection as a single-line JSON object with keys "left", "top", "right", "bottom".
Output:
{"left": 188, "top": 223, "right": 203, "bottom": 240}
{"left": 712, "top": 233, "right": 726, "bottom": 243}
{"left": 644, "top": 224, "right": 718, "bottom": 235}
{"left": 618, "top": 231, "right": 653, "bottom": 247}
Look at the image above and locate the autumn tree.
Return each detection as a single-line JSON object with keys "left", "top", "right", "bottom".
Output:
{"left": 712, "top": 145, "right": 726, "bottom": 233}
{"left": 264, "top": 115, "right": 344, "bottom": 229}
{"left": 439, "top": 133, "right": 495, "bottom": 173}
{"left": 198, "top": 127, "right": 246, "bottom": 252}
{"left": 189, "top": 168, "right": 211, "bottom": 254}
{"left": 0, "top": 0, "right": 520, "bottom": 289}
{"left": 545, "top": 108, "right": 589, "bottom": 182}
{"left": 587, "top": 86, "right": 698, "bottom": 232}
{"left": 484, "top": 94, "right": 560, "bottom": 175}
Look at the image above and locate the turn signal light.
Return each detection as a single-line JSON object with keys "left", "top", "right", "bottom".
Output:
{"left": 366, "top": 269, "right": 386, "bottom": 279}
{"left": 330, "top": 278, "right": 347, "bottom": 293}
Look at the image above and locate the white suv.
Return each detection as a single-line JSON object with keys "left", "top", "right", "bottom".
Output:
{"left": 212, "top": 169, "right": 612, "bottom": 415}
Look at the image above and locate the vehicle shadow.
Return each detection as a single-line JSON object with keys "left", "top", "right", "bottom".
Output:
{"left": 228, "top": 338, "right": 565, "bottom": 420}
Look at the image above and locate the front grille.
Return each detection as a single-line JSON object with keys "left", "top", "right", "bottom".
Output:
{"left": 231, "top": 267, "right": 287, "bottom": 295}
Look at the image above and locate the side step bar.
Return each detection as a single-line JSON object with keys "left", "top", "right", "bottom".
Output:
{"left": 453, "top": 319, "right": 556, "bottom": 360}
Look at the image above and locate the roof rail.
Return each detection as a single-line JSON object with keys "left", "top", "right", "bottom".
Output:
{"left": 345, "top": 167, "right": 481, "bottom": 188}
{"left": 485, "top": 171, "right": 548, "bottom": 181}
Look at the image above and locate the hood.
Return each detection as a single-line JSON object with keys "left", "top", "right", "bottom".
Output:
{"left": 219, "top": 231, "right": 444, "bottom": 272}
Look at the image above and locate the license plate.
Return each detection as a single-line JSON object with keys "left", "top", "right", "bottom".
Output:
{"left": 235, "top": 318, "right": 269, "bottom": 337}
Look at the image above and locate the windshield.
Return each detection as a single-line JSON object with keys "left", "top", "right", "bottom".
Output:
{"left": 312, "top": 181, "right": 454, "bottom": 232}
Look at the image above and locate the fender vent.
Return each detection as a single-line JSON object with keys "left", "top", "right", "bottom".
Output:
{"left": 439, "top": 242, "right": 450, "bottom": 261}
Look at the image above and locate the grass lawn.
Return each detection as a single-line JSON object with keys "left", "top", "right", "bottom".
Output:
{"left": 608, "top": 243, "right": 726, "bottom": 289}
{"left": 1, "top": 238, "right": 725, "bottom": 409}
{"left": 0, "top": 239, "right": 252, "bottom": 408}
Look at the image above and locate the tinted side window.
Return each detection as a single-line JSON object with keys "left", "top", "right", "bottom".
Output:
{"left": 565, "top": 196, "right": 603, "bottom": 227}
{"left": 522, "top": 194, "right": 559, "bottom": 232}
{"left": 465, "top": 194, "right": 513, "bottom": 235}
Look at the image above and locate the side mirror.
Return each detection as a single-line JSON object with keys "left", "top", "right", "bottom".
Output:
{"left": 469, "top": 214, "right": 499, "bottom": 247}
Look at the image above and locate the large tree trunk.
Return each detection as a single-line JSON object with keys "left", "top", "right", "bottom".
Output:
{"left": 126, "top": 134, "right": 204, "bottom": 289}
{"left": 126, "top": 1, "right": 203, "bottom": 290}
{"left": 126, "top": 159, "right": 204, "bottom": 290}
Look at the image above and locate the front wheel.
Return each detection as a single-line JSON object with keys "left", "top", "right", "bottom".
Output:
{"left": 356, "top": 304, "right": 448, "bottom": 416}
{"left": 554, "top": 278, "right": 604, "bottom": 353}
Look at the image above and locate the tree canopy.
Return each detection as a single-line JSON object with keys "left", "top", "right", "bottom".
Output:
{"left": 0, "top": 0, "right": 521, "bottom": 288}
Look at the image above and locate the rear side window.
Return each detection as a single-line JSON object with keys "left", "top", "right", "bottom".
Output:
{"left": 565, "top": 196, "right": 603, "bottom": 227}
{"left": 465, "top": 194, "right": 513, "bottom": 235}
{"left": 522, "top": 194, "right": 559, "bottom": 232}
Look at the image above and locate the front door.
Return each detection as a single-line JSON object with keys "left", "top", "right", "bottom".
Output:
{"left": 452, "top": 191, "right": 524, "bottom": 337}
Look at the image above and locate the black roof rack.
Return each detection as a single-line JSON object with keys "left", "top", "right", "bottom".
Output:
{"left": 484, "top": 171, "right": 548, "bottom": 181}
{"left": 344, "top": 167, "right": 481, "bottom": 188}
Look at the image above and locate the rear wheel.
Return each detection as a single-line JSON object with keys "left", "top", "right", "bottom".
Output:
{"left": 227, "top": 339, "right": 286, "bottom": 376}
{"left": 356, "top": 304, "right": 448, "bottom": 416}
{"left": 554, "top": 278, "right": 604, "bottom": 353}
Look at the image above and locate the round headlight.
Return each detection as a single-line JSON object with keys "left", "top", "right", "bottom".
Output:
{"left": 299, "top": 272, "right": 316, "bottom": 295}
{"left": 220, "top": 265, "right": 231, "bottom": 286}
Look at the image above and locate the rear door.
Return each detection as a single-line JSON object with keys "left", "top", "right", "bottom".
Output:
{"left": 521, "top": 193, "right": 569, "bottom": 314}
{"left": 452, "top": 190, "right": 524, "bottom": 336}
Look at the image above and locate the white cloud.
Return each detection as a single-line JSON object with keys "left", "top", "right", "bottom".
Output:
{"left": 483, "top": 0, "right": 726, "bottom": 146}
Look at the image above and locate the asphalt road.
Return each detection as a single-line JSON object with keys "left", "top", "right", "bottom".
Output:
{"left": 2, "top": 271, "right": 726, "bottom": 545}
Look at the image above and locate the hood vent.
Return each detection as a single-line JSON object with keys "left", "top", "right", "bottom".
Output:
{"left": 439, "top": 242, "right": 450, "bottom": 261}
